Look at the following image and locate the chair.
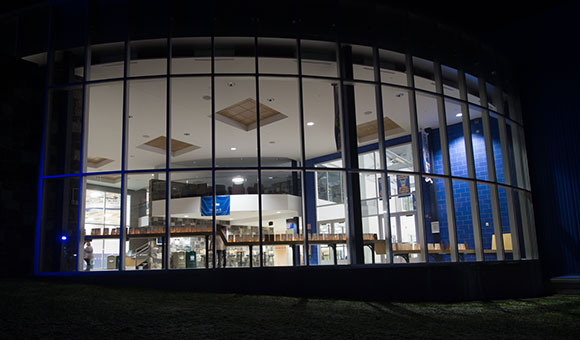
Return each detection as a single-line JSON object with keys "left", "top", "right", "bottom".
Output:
{"left": 491, "top": 233, "right": 513, "bottom": 251}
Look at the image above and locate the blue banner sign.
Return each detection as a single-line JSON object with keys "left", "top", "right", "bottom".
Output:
{"left": 396, "top": 175, "right": 410, "bottom": 197}
{"left": 201, "top": 195, "right": 230, "bottom": 216}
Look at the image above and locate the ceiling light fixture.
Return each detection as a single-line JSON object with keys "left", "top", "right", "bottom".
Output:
{"left": 456, "top": 113, "right": 463, "bottom": 117}
{"left": 230, "top": 147, "right": 237, "bottom": 151}
{"left": 395, "top": 93, "right": 404, "bottom": 98}
{"left": 364, "top": 111, "right": 373, "bottom": 115}
{"left": 269, "top": 141, "right": 276, "bottom": 144}
{"left": 184, "top": 132, "right": 190, "bottom": 136}
{"left": 202, "top": 95, "right": 211, "bottom": 100}
{"left": 232, "top": 176, "right": 245, "bottom": 184}
{"left": 306, "top": 121, "right": 315, "bottom": 126}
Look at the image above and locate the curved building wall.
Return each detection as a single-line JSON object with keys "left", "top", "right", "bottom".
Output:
{"left": 15, "top": 0, "right": 536, "bottom": 274}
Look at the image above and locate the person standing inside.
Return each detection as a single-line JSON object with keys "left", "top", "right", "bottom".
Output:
{"left": 84, "top": 240, "right": 94, "bottom": 271}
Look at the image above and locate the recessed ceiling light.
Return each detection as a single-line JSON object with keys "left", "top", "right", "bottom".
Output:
{"left": 184, "top": 132, "right": 190, "bottom": 136}
{"left": 151, "top": 174, "right": 154, "bottom": 177}
{"left": 129, "top": 115, "right": 134, "bottom": 118}
{"left": 269, "top": 141, "right": 275, "bottom": 144}
{"left": 227, "top": 81, "right": 236, "bottom": 87}
{"left": 142, "top": 135, "right": 150, "bottom": 138}
{"left": 276, "top": 211, "right": 281, "bottom": 214}
{"left": 306, "top": 122, "right": 315, "bottom": 126}
{"left": 230, "top": 147, "right": 237, "bottom": 151}
{"left": 395, "top": 93, "right": 404, "bottom": 98}
{"left": 232, "top": 176, "right": 245, "bottom": 184}
{"left": 267, "top": 98, "right": 274, "bottom": 102}
{"left": 184, "top": 215, "right": 189, "bottom": 218}
{"left": 202, "top": 95, "right": 211, "bottom": 100}
{"left": 456, "top": 113, "right": 463, "bottom": 117}
{"left": 268, "top": 176, "right": 273, "bottom": 179}
{"left": 364, "top": 111, "right": 373, "bottom": 115}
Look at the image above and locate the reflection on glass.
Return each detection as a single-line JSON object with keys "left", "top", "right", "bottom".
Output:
{"left": 170, "top": 77, "right": 212, "bottom": 168}
{"left": 497, "top": 186, "right": 513, "bottom": 260}
{"left": 81, "top": 175, "right": 122, "bottom": 271}
{"left": 127, "top": 78, "right": 167, "bottom": 170}
{"left": 85, "top": 81, "right": 123, "bottom": 173}
{"left": 125, "top": 172, "right": 166, "bottom": 270}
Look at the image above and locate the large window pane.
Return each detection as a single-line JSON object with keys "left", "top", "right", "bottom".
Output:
{"left": 416, "top": 91, "right": 442, "bottom": 175}
{"left": 170, "top": 77, "right": 212, "bottom": 168}
{"left": 89, "top": 42, "right": 125, "bottom": 81}
{"left": 351, "top": 44, "right": 374, "bottom": 81}
{"left": 85, "top": 81, "right": 123, "bottom": 173}
{"left": 390, "top": 174, "right": 421, "bottom": 263}
{"left": 259, "top": 77, "right": 301, "bottom": 167}
{"left": 354, "top": 83, "right": 379, "bottom": 169}
{"left": 39, "top": 177, "right": 79, "bottom": 272}
{"left": 444, "top": 97, "right": 468, "bottom": 178}
{"left": 81, "top": 175, "right": 122, "bottom": 271}
{"left": 125, "top": 172, "right": 166, "bottom": 270}
{"left": 423, "top": 176, "right": 451, "bottom": 262}
{"left": 378, "top": 49, "right": 407, "bottom": 86}
{"left": 497, "top": 186, "right": 513, "bottom": 260}
{"left": 301, "top": 40, "right": 338, "bottom": 78}
{"left": 303, "top": 78, "right": 342, "bottom": 165}
{"left": 261, "top": 171, "right": 304, "bottom": 267}
{"left": 129, "top": 38, "right": 167, "bottom": 77}
{"left": 214, "top": 76, "right": 257, "bottom": 167}
{"left": 311, "top": 170, "right": 348, "bottom": 265}
{"left": 215, "top": 37, "right": 255, "bottom": 74}
{"left": 382, "top": 86, "right": 413, "bottom": 171}
{"left": 45, "top": 86, "right": 83, "bottom": 176}
{"left": 171, "top": 37, "right": 211, "bottom": 74}
{"left": 168, "top": 171, "right": 212, "bottom": 269}
{"left": 412, "top": 57, "right": 435, "bottom": 92}
{"left": 477, "top": 183, "right": 497, "bottom": 261}
{"left": 441, "top": 65, "right": 460, "bottom": 99}
{"left": 469, "top": 105, "right": 488, "bottom": 181}
{"left": 127, "top": 78, "right": 167, "bottom": 170}
{"left": 452, "top": 179, "right": 476, "bottom": 262}
{"left": 258, "top": 38, "right": 297, "bottom": 75}
{"left": 215, "top": 171, "right": 259, "bottom": 268}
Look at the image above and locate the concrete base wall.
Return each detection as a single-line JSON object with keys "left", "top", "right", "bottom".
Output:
{"left": 40, "top": 260, "right": 544, "bottom": 302}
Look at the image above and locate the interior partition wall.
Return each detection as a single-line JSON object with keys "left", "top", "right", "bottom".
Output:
{"left": 33, "top": 0, "right": 537, "bottom": 274}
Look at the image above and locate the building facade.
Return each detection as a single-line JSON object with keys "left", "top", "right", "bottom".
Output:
{"left": 1, "top": 0, "right": 546, "bottom": 299}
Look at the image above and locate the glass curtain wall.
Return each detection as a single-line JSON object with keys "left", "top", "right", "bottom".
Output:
{"left": 36, "top": 3, "right": 536, "bottom": 272}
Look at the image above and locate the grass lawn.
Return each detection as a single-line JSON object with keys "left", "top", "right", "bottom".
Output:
{"left": 1, "top": 278, "right": 579, "bottom": 340}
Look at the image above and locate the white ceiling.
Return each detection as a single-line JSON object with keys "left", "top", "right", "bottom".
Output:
{"left": 83, "top": 56, "right": 484, "bottom": 177}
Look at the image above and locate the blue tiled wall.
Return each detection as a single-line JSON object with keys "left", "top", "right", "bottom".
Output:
{"left": 429, "top": 117, "right": 512, "bottom": 258}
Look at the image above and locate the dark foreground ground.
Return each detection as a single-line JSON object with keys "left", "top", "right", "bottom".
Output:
{"left": 1, "top": 279, "right": 579, "bottom": 340}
